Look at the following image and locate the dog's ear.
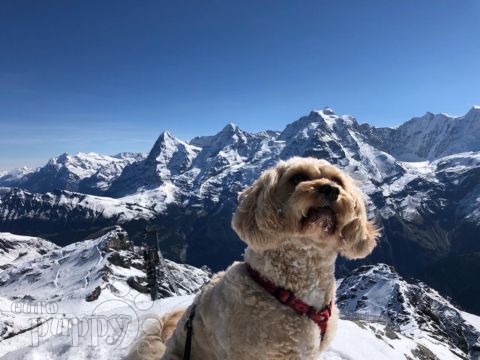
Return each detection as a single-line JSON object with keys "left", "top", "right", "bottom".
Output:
{"left": 231, "top": 164, "right": 285, "bottom": 251}
{"left": 338, "top": 191, "right": 379, "bottom": 259}
{"left": 339, "top": 219, "right": 379, "bottom": 259}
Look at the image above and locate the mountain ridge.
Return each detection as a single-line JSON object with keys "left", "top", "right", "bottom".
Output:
{"left": 1, "top": 106, "right": 479, "bottom": 314}
{"left": 0, "top": 238, "right": 478, "bottom": 360}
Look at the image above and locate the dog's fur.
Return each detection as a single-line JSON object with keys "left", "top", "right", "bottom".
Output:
{"left": 127, "top": 157, "right": 378, "bottom": 360}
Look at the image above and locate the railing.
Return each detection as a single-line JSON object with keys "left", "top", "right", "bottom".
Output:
{"left": 340, "top": 312, "right": 394, "bottom": 326}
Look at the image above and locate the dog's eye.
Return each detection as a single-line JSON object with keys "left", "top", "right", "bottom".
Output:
{"left": 331, "top": 176, "right": 344, "bottom": 187}
{"left": 289, "top": 173, "right": 309, "bottom": 186}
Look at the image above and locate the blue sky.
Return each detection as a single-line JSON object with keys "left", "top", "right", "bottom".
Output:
{"left": 1, "top": 0, "right": 479, "bottom": 169}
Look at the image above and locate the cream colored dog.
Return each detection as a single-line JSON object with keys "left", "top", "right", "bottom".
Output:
{"left": 128, "top": 157, "right": 378, "bottom": 360}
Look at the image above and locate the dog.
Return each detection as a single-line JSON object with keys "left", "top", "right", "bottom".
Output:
{"left": 127, "top": 157, "right": 378, "bottom": 360}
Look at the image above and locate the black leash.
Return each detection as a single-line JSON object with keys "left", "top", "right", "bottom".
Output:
{"left": 183, "top": 304, "right": 196, "bottom": 360}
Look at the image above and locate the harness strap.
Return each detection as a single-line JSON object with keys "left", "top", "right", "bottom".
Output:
{"left": 183, "top": 304, "right": 196, "bottom": 360}
{"left": 246, "top": 263, "right": 332, "bottom": 339}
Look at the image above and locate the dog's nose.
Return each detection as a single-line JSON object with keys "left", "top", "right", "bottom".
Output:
{"left": 317, "top": 184, "right": 340, "bottom": 202}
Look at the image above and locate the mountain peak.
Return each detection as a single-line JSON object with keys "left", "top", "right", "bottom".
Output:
{"left": 44, "top": 152, "right": 71, "bottom": 167}
{"left": 147, "top": 131, "right": 182, "bottom": 161}
{"left": 189, "top": 123, "right": 249, "bottom": 149}
{"left": 157, "top": 131, "right": 177, "bottom": 141}
{"left": 307, "top": 107, "right": 337, "bottom": 118}
{"left": 55, "top": 152, "right": 70, "bottom": 162}
{"left": 220, "top": 123, "right": 239, "bottom": 133}
{"left": 465, "top": 105, "right": 480, "bottom": 119}
{"left": 139, "top": 130, "right": 201, "bottom": 182}
{"left": 317, "top": 107, "right": 336, "bottom": 116}
{"left": 209, "top": 123, "right": 248, "bottom": 144}
{"left": 150, "top": 131, "right": 184, "bottom": 151}
{"left": 279, "top": 107, "right": 340, "bottom": 141}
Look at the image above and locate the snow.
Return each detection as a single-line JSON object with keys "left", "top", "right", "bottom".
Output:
{"left": 384, "top": 109, "right": 480, "bottom": 161}
{"left": 0, "top": 108, "right": 479, "bottom": 357}
{"left": 432, "top": 151, "right": 480, "bottom": 173}
{"left": 462, "top": 311, "right": 480, "bottom": 330}
{"left": 337, "top": 264, "right": 480, "bottom": 358}
{"left": 46, "top": 152, "right": 141, "bottom": 180}
{"left": 0, "top": 293, "right": 471, "bottom": 360}
{"left": 0, "top": 233, "right": 59, "bottom": 267}
{"left": 0, "top": 228, "right": 211, "bottom": 359}
{"left": 0, "top": 233, "right": 117, "bottom": 301}
{"left": 321, "top": 321, "right": 412, "bottom": 360}
{"left": 120, "top": 182, "right": 178, "bottom": 213}
{"left": 1, "top": 233, "right": 479, "bottom": 360}
{"left": 2, "top": 107, "right": 480, "bottom": 233}
{"left": 0, "top": 295, "right": 194, "bottom": 360}
{"left": 399, "top": 161, "right": 435, "bottom": 175}
{"left": 0, "top": 152, "right": 146, "bottom": 194}
{"left": 0, "top": 188, "right": 156, "bottom": 223}
{"left": 61, "top": 192, "right": 153, "bottom": 220}
{"left": 0, "top": 228, "right": 197, "bottom": 303}
{"left": 0, "top": 166, "right": 34, "bottom": 186}
{"left": 1, "top": 256, "right": 479, "bottom": 360}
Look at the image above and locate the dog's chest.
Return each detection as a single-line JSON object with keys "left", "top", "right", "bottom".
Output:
{"left": 212, "top": 266, "right": 323, "bottom": 358}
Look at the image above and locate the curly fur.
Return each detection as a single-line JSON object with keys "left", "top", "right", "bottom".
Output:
{"left": 126, "top": 157, "right": 378, "bottom": 360}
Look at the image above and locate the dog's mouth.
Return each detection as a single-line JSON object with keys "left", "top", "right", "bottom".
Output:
{"left": 301, "top": 207, "right": 336, "bottom": 233}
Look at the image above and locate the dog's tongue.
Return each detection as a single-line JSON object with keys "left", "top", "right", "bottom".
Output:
{"left": 303, "top": 207, "right": 335, "bottom": 232}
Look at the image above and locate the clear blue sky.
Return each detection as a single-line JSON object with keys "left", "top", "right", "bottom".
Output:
{"left": 1, "top": 0, "right": 479, "bottom": 169}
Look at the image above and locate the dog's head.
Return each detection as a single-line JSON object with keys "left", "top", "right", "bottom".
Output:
{"left": 232, "top": 157, "right": 378, "bottom": 259}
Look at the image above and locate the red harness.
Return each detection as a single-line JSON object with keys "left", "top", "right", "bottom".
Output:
{"left": 246, "top": 263, "right": 332, "bottom": 338}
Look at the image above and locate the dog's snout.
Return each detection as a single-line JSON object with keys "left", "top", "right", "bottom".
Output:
{"left": 317, "top": 184, "right": 340, "bottom": 202}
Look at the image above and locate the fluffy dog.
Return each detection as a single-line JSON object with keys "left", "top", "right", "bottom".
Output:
{"left": 128, "top": 157, "right": 378, "bottom": 360}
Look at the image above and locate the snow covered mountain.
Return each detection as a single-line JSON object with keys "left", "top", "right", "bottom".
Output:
{"left": 0, "top": 257, "right": 478, "bottom": 359}
{"left": 0, "top": 167, "right": 34, "bottom": 188}
{"left": 0, "top": 233, "right": 58, "bottom": 269}
{"left": 370, "top": 106, "right": 480, "bottom": 161}
{"left": 10, "top": 152, "right": 145, "bottom": 195}
{"left": 108, "top": 132, "right": 200, "bottom": 197}
{"left": 0, "top": 187, "right": 155, "bottom": 245}
{"left": 337, "top": 264, "right": 480, "bottom": 359}
{"left": 1, "top": 106, "right": 480, "bottom": 314}
{"left": 0, "top": 226, "right": 210, "bottom": 303}
{"left": 0, "top": 226, "right": 211, "bottom": 358}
